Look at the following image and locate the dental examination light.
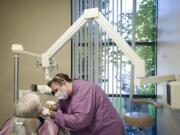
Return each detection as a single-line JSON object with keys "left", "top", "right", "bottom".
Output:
{"left": 11, "top": 44, "right": 42, "bottom": 102}
{"left": 12, "top": 44, "right": 41, "bottom": 58}
{"left": 12, "top": 8, "right": 146, "bottom": 101}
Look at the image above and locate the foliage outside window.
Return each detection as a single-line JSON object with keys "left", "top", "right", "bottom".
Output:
{"left": 115, "top": 0, "right": 157, "bottom": 94}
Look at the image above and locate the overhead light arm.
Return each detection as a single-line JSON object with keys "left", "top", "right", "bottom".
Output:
{"left": 41, "top": 8, "right": 145, "bottom": 83}
{"left": 12, "top": 8, "right": 146, "bottom": 85}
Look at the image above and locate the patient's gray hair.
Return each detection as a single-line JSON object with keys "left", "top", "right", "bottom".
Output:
{"left": 14, "top": 93, "right": 41, "bottom": 118}
{"left": 10, "top": 93, "right": 42, "bottom": 135}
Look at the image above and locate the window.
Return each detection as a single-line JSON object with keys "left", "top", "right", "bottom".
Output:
{"left": 72, "top": 0, "right": 157, "bottom": 95}
{"left": 72, "top": 0, "right": 157, "bottom": 134}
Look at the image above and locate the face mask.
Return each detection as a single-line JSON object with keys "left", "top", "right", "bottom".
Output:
{"left": 55, "top": 90, "right": 68, "bottom": 100}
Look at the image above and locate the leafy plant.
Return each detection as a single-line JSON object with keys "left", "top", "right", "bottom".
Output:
{"left": 114, "top": 0, "right": 157, "bottom": 94}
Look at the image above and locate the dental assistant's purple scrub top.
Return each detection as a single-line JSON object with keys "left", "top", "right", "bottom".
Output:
{"left": 51, "top": 80, "right": 124, "bottom": 135}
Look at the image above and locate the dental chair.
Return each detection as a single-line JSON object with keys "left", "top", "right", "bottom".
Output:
{"left": 0, "top": 93, "right": 59, "bottom": 135}
{"left": 124, "top": 98, "right": 162, "bottom": 135}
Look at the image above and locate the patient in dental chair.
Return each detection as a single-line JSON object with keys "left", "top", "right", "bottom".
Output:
{"left": 0, "top": 93, "right": 59, "bottom": 135}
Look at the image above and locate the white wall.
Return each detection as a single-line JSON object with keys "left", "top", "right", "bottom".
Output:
{"left": 157, "top": 0, "right": 180, "bottom": 135}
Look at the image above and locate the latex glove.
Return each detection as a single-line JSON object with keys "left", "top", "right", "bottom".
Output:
{"left": 50, "top": 111, "right": 57, "bottom": 119}
{"left": 41, "top": 107, "right": 51, "bottom": 117}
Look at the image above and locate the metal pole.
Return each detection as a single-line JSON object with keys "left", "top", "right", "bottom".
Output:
{"left": 130, "top": 0, "right": 137, "bottom": 109}
{"left": 120, "top": 0, "right": 123, "bottom": 117}
{"left": 14, "top": 54, "right": 19, "bottom": 102}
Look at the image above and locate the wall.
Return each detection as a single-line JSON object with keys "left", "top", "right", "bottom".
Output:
{"left": 157, "top": 0, "right": 180, "bottom": 135}
{"left": 0, "top": 0, "right": 71, "bottom": 127}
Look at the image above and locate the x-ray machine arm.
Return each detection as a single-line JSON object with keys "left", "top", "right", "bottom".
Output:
{"left": 40, "top": 8, "right": 145, "bottom": 82}
{"left": 12, "top": 8, "right": 146, "bottom": 102}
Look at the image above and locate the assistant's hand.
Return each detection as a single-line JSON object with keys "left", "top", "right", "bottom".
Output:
{"left": 39, "top": 107, "right": 51, "bottom": 118}
{"left": 50, "top": 110, "right": 58, "bottom": 119}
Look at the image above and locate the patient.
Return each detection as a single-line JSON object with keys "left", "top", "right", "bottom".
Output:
{"left": 0, "top": 93, "right": 59, "bottom": 135}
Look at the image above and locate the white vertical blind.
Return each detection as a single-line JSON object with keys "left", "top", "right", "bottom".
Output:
{"left": 72, "top": 0, "right": 134, "bottom": 115}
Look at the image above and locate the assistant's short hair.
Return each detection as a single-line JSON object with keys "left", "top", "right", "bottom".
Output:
{"left": 14, "top": 93, "right": 41, "bottom": 118}
{"left": 47, "top": 73, "right": 72, "bottom": 87}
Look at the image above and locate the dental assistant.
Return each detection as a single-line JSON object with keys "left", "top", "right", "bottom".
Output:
{"left": 48, "top": 73, "right": 124, "bottom": 135}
